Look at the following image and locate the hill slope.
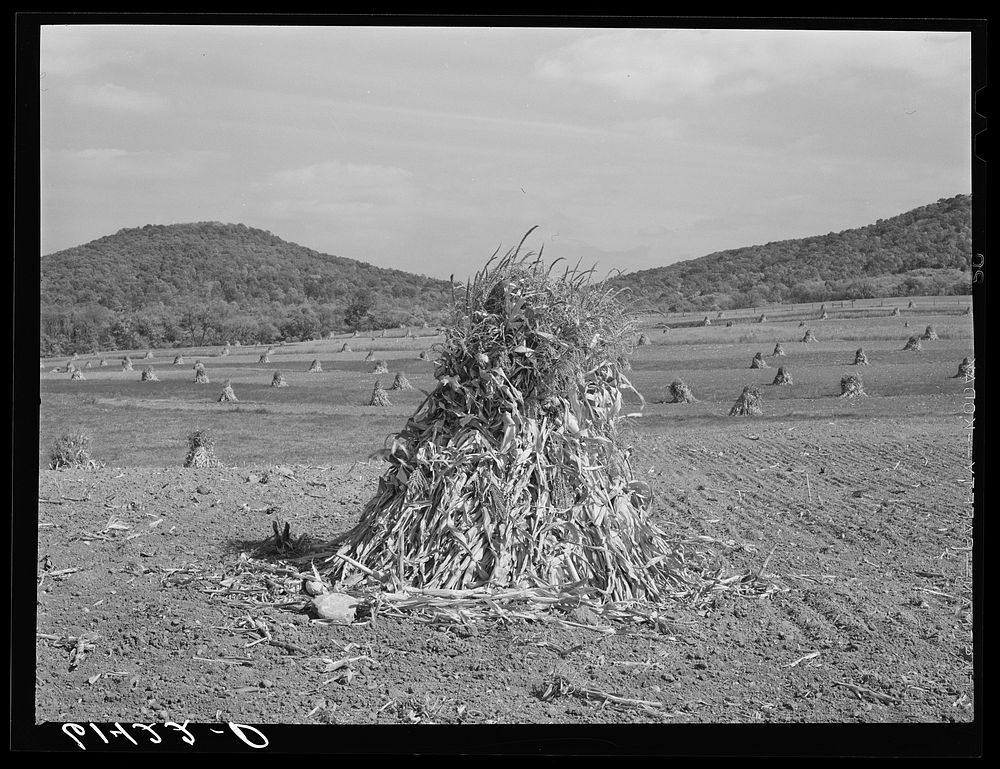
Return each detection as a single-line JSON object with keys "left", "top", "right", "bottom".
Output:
{"left": 41, "top": 221, "right": 451, "bottom": 312}
{"left": 38, "top": 196, "right": 973, "bottom": 355}
{"left": 608, "top": 194, "right": 972, "bottom": 312}
{"left": 40, "top": 222, "right": 453, "bottom": 354}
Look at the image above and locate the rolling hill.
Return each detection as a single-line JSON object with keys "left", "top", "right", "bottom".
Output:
{"left": 39, "top": 195, "right": 973, "bottom": 355}
{"left": 40, "top": 222, "right": 454, "bottom": 354}
{"left": 608, "top": 194, "right": 972, "bottom": 312}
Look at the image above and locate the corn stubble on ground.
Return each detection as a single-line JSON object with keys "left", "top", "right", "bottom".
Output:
{"left": 729, "top": 385, "right": 763, "bottom": 416}
{"left": 322, "top": 234, "right": 706, "bottom": 604}
{"left": 839, "top": 373, "right": 867, "bottom": 398}
{"left": 854, "top": 348, "right": 870, "bottom": 365}
{"left": 183, "top": 429, "right": 219, "bottom": 468}
{"left": 771, "top": 366, "right": 792, "bottom": 385}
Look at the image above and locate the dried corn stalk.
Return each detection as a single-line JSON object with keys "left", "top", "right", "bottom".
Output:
{"left": 390, "top": 372, "right": 414, "bottom": 391}
{"left": 668, "top": 380, "right": 696, "bottom": 403}
{"left": 184, "top": 429, "right": 219, "bottom": 468}
{"left": 323, "top": 232, "right": 695, "bottom": 603}
{"left": 729, "top": 385, "right": 762, "bottom": 416}
{"left": 218, "top": 379, "right": 238, "bottom": 402}
{"left": 369, "top": 379, "right": 392, "bottom": 406}
{"left": 772, "top": 367, "right": 792, "bottom": 385}
{"left": 839, "top": 374, "right": 866, "bottom": 398}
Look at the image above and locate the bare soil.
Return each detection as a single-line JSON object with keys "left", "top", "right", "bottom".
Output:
{"left": 34, "top": 423, "right": 974, "bottom": 729}
{"left": 26, "top": 304, "right": 980, "bottom": 753}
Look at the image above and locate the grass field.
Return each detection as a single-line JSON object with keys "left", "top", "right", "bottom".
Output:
{"left": 39, "top": 297, "right": 974, "bottom": 469}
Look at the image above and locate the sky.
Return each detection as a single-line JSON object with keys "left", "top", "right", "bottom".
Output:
{"left": 39, "top": 24, "right": 973, "bottom": 281}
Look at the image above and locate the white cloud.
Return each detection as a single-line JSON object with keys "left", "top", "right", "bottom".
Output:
{"left": 536, "top": 29, "right": 971, "bottom": 101}
{"left": 70, "top": 83, "right": 170, "bottom": 113}
{"left": 44, "top": 148, "right": 227, "bottom": 182}
{"left": 41, "top": 26, "right": 146, "bottom": 76}
{"left": 257, "top": 160, "right": 417, "bottom": 220}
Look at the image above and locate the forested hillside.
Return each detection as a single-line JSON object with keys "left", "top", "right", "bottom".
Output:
{"left": 39, "top": 195, "right": 973, "bottom": 355}
{"left": 40, "top": 222, "right": 453, "bottom": 354}
{"left": 608, "top": 194, "right": 972, "bottom": 312}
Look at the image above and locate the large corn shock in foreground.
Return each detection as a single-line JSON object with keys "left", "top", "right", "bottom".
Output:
{"left": 324, "top": 233, "right": 690, "bottom": 602}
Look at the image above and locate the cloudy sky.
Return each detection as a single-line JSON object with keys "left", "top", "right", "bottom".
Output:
{"left": 40, "top": 25, "right": 972, "bottom": 280}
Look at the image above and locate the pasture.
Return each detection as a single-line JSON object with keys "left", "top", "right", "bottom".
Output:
{"left": 35, "top": 296, "right": 976, "bottom": 726}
